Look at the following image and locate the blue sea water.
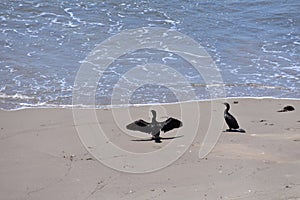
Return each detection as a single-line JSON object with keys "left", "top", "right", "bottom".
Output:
{"left": 0, "top": 0, "right": 299, "bottom": 110}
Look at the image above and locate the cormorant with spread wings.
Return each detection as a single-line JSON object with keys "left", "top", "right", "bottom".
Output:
{"left": 126, "top": 110, "right": 183, "bottom": 143}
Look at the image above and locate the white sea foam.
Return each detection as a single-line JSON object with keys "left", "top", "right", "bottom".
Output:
{"left": 1, "top": 96, "right": 299, "bottom": 111}
{"left": 0, "top": 93, "right": 35, "bottom": 100}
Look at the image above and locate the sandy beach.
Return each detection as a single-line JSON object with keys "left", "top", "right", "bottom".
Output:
{"left": 0, "top": 98, "right": 299, "bottom": 200}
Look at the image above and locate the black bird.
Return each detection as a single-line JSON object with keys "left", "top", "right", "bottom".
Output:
{"left": 223, "top": 103, "right": 245, "bottom": 133}
{"left": 126, "top": 110, "right": 183, "bottom": 143}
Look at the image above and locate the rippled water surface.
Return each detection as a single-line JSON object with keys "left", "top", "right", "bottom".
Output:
{"left": 0, "top": 0, "right": 299, "bottom": 109}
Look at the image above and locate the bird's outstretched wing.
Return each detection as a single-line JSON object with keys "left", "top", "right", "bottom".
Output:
{"left": 161, "top": 117, "right": 183, "bottom": 133}
{"left": 126, "top": 119, "right": 152, "bottom": 134}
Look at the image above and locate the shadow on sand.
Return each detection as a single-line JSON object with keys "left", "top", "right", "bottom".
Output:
{"left": 223, "top": 129, "right": 246, "bottom": 133}
{"left": 131, "top": 135, "right": 184, "bottom": 143}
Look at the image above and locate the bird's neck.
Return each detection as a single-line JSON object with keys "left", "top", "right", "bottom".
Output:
{"left": 152, "top": 114, "right": 157, "bottom": 123}
{"left": 225, "top": 107, "right": 230, "bottom": 113}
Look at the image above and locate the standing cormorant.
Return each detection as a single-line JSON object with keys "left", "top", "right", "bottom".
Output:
{"left": 223, "top": 103, "right": 245, "bottom": 133}
{"left": 126, "top": 110, "right": 183, "bottom": 143}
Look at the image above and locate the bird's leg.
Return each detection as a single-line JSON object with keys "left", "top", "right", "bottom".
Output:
{"left": 154, "top": 137, "right": 161, "bottom": 143}
{"left": 152, "top": 131, "right": 161, "bottom": 143}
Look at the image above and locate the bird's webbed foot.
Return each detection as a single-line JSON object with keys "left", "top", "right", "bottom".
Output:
{"left": 154, "top": 138, "right": 162, "bottom": 143}
{"left": 152, "top": 133, "right": 161, "bottom": 143}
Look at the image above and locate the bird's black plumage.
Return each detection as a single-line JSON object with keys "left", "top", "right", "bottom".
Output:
{"left": 161, "top": 117, "right": 182, "bottom": 132}
{"left": 126, "top": 110, "right": 183, "bottom": 143}
{"left": 127, "top": 120, "right": 149, "bottom": 129}
{"left": 223, "top": 103, "right": 240, "bottom": 131}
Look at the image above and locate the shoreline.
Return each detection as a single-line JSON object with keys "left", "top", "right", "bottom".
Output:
{"left": 1, "top": 97, "right": 299, "bottom": 199}
{"left": 1, "top": 96, "right": 300, "bottom": 111}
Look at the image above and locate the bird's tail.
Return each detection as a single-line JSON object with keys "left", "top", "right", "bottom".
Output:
{"left": 238, "top": 128, "right": 246, "bottom": 133}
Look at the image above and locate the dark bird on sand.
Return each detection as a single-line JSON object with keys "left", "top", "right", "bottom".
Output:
{"left": 223, "top": 103, "right": 245, "bottom": 133}
{"left": 278, "top": 105, "right": 295, "bottom": 112}
{"left": 126, "top": 110, "right": 183, "bottom": 143}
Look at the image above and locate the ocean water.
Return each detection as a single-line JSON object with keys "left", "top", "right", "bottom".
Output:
{"left": 0, "top": 0, "right": 299, "bottom": 110}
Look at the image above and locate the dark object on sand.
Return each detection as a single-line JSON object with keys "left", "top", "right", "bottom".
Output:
{"left": 126, "top": 110, "right": 183, "bottom": 143}
{"left": 223, "top": 103, "right": 246, "bottom": 133}
{"left": 131, "top": 135, "right": 183, "bottom": 142}
{"left": 278, "top": 105, "right": 295, "bottom": 112}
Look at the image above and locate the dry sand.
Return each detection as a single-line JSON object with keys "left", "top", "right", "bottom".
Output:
{"left": 0, "top": 98, "right": 299, "bottom": 200}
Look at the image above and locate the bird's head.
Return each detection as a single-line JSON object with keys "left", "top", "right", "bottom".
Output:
{"left": 223, "top": 103, "right": 230, "bottom": 110}
{"left": 150, "top": 110, "right": 156, "bottom": 115}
